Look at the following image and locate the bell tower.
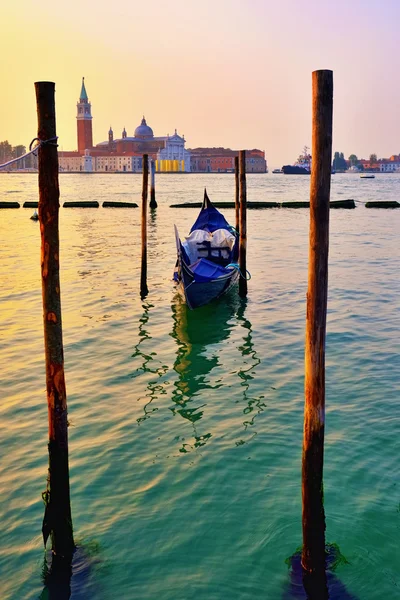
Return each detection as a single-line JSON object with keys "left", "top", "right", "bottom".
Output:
{"left": 77, "top": 77, "right": 93, "bottom": 154}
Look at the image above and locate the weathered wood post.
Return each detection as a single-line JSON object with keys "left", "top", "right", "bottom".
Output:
{"left": 302, "top": 70, "right": 333, "bottom": 579}
{"left": 35, "top": 81, "right": 75, "bottom": 560}
{"left": 149, "top": 159, "right": 157, "bottom": 209}
{"left": 234, "top": 155, "right": 240, "bottom": 233}
{"left": 239, "top": 150, "right": 247, "bottom": 298}
{"left": 140, "top": 154, "right": 149, "bottom": 298}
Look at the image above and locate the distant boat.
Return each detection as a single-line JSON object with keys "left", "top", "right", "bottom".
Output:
{"left": 272, "top": 168, "right": 283, "bottom": 174}
{"left": 282, "top": 146, "right": 311, "bottom": 174}
{"left": 360, "top": 174, "right": 375, "bottom": 179}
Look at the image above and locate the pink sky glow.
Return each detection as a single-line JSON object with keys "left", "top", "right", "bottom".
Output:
{"left": 1, "top": 0, "right": 400, "bottom": 167}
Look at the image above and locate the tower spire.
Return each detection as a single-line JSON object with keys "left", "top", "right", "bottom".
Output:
{"left": 80, "top": 77, "right": 88, "bottom": 102}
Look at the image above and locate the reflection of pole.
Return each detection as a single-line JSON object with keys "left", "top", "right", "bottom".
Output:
{"left": 239, "top": 150, "right": 247, "bottom": 298}
{"left": 150, "top": 159, "right": 157, "bottom": 209}
{"left": 302, "top": 70, "right": 333, "bottom": 579}
{"left": 35, "top": 81, "right": 75, "bottom": 560}
{"left": 141, "top": 154, "right": 149, "bottom": 298}
{"left": 234, "top": 155, "right": 240, "bottom": 233}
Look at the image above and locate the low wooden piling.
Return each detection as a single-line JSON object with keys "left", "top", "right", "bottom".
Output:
{"left": 140, "top": 154, "right": 149, "bottom": 298}
{"left": 63, "top": 201, "right": 99, "bottom": 208}
{"left": 239, "top": 150, "right": 247, "bottom": 298}
{"left": 235, "top": 156, "right": 240, "bottom": 232}
{"left": 149, "top": 159, "right": 157, "bottom": 209}
{"left": 302, "top": 70, "right": 333, "bottom": 579}
{"left": 35, "top": 81, "right": 75, "bottom": 560}
{"left": 0, "top": 201, "right": 20, "bottom": 208}
{"left": 365, "top": 200, "right": 400, "bottom": 208}
{"left": 102, "top": 201, "right": 138, "bottom": 208}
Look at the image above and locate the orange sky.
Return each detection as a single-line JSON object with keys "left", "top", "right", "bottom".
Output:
{"left": 1, "top": 0, "right": 400, "bottom": 167}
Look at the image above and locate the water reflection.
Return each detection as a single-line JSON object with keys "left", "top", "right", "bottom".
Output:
{"left": 283, "top": 548, "right": 359, "bottom": 600}
{"left": 170, "top": 292, "right": 257, "bottom": 452}
{"left": 39, "top": 546, "right": 98, "bottom": 600}
{"left": 235, "top": 300, "right": 265, "bottom": 446}
{"left": 132, "top": 301, "right": 168, "bottom": 424}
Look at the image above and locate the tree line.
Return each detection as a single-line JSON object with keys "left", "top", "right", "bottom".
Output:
{"left": 333, "top": 152, "right": 380, "bottom": 171}
{"left": 0, "top": 140, "right": 37, "bottom": 169}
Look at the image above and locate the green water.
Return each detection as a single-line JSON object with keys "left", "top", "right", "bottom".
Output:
{"left": 0, "top": 173, "right": 399, "bottom": 599}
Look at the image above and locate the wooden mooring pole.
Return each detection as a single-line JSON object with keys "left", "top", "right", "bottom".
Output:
{"left": 234, "top": 155, "right": 240, "bottom": 233}
{"left": 35, "top": 81, "right": 75, "bottom": 560}
{"left": 140, "top": 154, "right": 149, "bottom": 298}
{"left": 301, "top": 70, "right": 333, "bottom": 581}
{"left": 239, "top": 150, "right": 247, "bottom": 298}
{"left": 149, "top": 159, "right": 157, "bottom": 209}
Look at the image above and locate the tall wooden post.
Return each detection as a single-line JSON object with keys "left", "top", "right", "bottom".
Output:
{"left": 239, "top": 150, "right": 247, "bottom": 298}
{"left": 302, "top": 70, "right": 333, "bottom": 577}
{"left": 141, "top": 154, "right": 149, "bottom": 298}
{"left": 234, "top": 155, "right": 240, "bottom": 233}
{"left": 149, "top": 159, "right": 157, "bottom": 209}
{"left": 35, "top": 81, "right": 74, "bottom": 559}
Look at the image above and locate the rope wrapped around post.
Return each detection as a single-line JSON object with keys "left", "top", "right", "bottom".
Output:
{"left": 0, "top": 136, "right": 58, "bottom": 170}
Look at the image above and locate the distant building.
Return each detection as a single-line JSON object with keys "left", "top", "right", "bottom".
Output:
{"left": 59, "top": 78, "right": 191, "bottom": 172}
{"left": 378, "top": 155, "right": 400, "bottom": 172}
{"left": 189, "top": 147, "right": 267, "bottom": 173}
{"left": 58, "top": 79, "right": 267, "bottom": 174}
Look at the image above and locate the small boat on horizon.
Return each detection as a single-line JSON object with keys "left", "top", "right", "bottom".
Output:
{"left": 282, "top": 146, "right": 336, "bottom": 175}
{"left": 360, "top": 174, "right": 375, "bottom": 179}
{"left": 282, "top": 146, "right": 312, "bottom": 174}
{"left": 272, "top": 168, "right": 283, "bottom": 174}
{"left": 174, "top": 190, "right": 240, "bottom": 310}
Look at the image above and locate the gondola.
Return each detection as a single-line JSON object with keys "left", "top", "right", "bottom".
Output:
{"left": 174, "top": 189, "right": 240, "bottom": 310}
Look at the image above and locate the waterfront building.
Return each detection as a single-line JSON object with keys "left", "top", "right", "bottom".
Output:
{"left": 189, "top": 147, "right": 267, "bottom": 173}
{"left": 378, "top": 155, "right": 400, "bottom": 172}
{"left": 58, "top": 79, "right": 267, "bottom": 174}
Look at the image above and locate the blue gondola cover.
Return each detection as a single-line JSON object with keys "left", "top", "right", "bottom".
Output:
{"left": 190, "top": 258, "right": 232, "bottom": 282}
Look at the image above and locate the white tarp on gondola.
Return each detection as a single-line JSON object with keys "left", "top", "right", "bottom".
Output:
{"left": 182, "top": 228, "right": 236, "bottom": 264}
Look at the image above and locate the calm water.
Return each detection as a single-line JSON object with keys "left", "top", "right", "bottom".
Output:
{"left": 0, "top": 173, "right": 399, "bottom": 600}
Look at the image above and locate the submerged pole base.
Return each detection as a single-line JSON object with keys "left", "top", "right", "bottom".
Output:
{"left": 285, "top": 544, "right": 354, "bottom": 600}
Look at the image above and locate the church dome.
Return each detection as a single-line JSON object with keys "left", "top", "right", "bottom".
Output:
{"left": 134, "top": 117, "right": 154, "bottom": 139}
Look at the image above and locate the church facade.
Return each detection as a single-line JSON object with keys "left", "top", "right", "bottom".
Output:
{"left": 59, "top": 79, "right": 191, "bottom": 173}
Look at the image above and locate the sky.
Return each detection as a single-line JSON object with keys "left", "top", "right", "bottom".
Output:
{"left": 1, "top": 0, "right": 400, "bottom": 168}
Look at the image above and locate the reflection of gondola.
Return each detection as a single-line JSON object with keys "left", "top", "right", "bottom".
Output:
{"left": 235, "top": 300, "right": 264, "bottom": 441}
{"left": 174, "top": 189, "right": 239, "bottom": 309}
{"left": 170, "top": 292, "right": 240, "bottom": 450}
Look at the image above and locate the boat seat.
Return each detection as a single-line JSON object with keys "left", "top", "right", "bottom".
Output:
{"left": 196, "top": 240, "right": 232, "bottom": 265}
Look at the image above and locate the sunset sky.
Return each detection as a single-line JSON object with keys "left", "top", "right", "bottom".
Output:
{"left": 1, "top": 0, "right": 399, "bottom": 167}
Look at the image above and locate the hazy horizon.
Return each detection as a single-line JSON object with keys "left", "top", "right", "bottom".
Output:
{"left": 1, "top": 0, "right": 400, "bottom": 168}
